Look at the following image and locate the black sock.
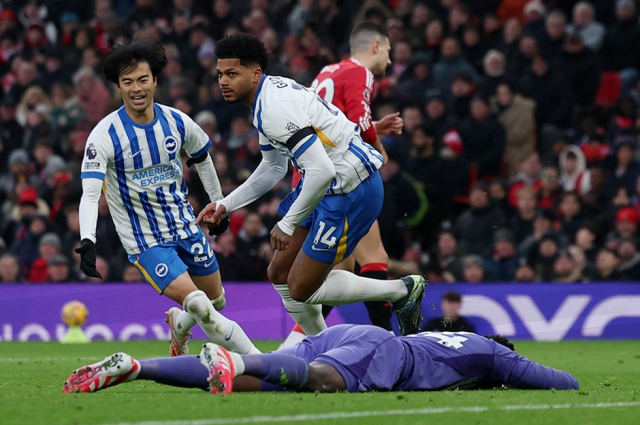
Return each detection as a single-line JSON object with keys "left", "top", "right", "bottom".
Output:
{"left": 361, "top": 269, "right": 393, "bottom": 331}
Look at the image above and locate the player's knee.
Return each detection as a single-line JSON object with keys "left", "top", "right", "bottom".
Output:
{"left": 288, "top": 280, "right": 313, "bottom": 303}
{"left": 183, "top": 290, "right": 216, "bottom": 324}
{"left": 267, "top": 263, "right": 288, "bottom": 286}
{"left": 305, "top": 363, "right": 346, "bottom": 393}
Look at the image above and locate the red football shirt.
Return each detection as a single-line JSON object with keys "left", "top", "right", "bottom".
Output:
{"left": 291, "top": 59, "right": 377, "bottom": 188}
{"left": 312, "top": 58, "right": 377, "bottom": 145}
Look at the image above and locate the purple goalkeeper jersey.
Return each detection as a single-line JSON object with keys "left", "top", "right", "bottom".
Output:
{"left": 285, "top": 324, "right": 578, "bottom": 392}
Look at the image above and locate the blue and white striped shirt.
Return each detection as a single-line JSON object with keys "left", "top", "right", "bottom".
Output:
{"left": 81, "top": 104, "right": 211, "bottom": 255}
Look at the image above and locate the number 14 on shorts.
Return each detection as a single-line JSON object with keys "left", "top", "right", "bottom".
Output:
{"left": 313, "top": 220, "right": 337, "bottom": 250}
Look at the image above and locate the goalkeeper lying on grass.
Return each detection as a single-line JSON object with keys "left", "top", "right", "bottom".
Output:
{"left": 62, "top": 324, "right": 578, "bottom": 394}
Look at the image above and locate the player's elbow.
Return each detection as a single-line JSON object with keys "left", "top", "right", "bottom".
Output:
{"left": 318, "top": 161, "right": 336, "bottom": 185}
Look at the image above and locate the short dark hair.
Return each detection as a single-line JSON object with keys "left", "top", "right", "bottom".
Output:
{"left": 215, "top": 33, "right": 269, "bottom": 71}
{"left": 485, "top": 334, "right": 515, "bottom": 351}
{"left": 103, "top": 38, "right": 168, "bottom": 84}
{"left": 442, "top": 291, "right": 462, "bottom": 303}
{"left": 350, "top": 21, "right": 388, "bottom": 52}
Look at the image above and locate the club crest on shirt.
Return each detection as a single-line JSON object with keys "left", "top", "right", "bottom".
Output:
{"left": 85, "top": 143, "right": 97, "bottom": 160}
{"left": 163, "top": 136, "right": 179, "bottom": 155}
{"left": 285, "top": 122, "right": 300, "bottom": 134}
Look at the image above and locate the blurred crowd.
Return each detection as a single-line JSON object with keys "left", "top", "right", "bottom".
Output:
{"left": 2, "top": 0, "right": 640, "bottom": 284}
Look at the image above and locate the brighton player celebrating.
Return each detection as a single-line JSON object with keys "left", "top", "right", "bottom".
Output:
{"left": 76, "top": 38, "right": 259, "bottom": 356}
{"left": 62, "top": 324, "right": 578, "bottom": 394}
{"left": 198, "top": 33, "right": 426, "bottom": 337}
{"left": 283, "top": 22, "right": 403, "bottom": 345}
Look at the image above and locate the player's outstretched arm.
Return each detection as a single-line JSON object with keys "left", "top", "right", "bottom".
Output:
{"left": 188, "top": 152, "right": 224, "bottom": 204}
{"left": 197, "top": 147, "right": 287, "bottom": 226}
{"left": 498, "top": 354, "right": 579, "bottom": 390}
{"left": 76, "top": 178, "right": 103, "bottom": 279}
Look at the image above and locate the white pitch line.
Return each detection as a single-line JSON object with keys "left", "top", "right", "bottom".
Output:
{"left": 105, "top": 401, "right": 640, "bottom": 425}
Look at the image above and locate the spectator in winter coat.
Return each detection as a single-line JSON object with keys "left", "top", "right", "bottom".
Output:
{"left": 492, "top": 82, "right": 536, "bottom": 177}
{"left": 559, "top": 31, "right": 601, "bottom": 108}
{"left": 432, "top": 37, "right": 479, "bottom": 96}
{"left": 454, "top": 182, "right": 507, "bottom": 257}
{"left": 567, "top": 2, "right": 605, "bottom": 52}
{"left": 458, "top": 96, "right": 506, "bottom": 179}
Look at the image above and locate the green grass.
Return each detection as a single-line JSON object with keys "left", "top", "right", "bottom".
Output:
{"left": 1, "top": 340, "right": 639, "bottom": 425}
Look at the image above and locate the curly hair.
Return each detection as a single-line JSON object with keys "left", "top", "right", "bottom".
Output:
{"left": 215, "top": 33, "right": 269, "bottom": 71}
{"left": 484, "top": 334, "right": 515, "bottom": 351}
{"left": 103, "top": 38, "right": 168, "bottom": 84}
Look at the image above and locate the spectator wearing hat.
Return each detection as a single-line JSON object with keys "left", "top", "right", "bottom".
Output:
{"left": 28, "top": 232, "right": 62, "bottom": 282}
{"left": 0, "top": 97, "right": 23, "bottom": 170}
{"left": 485, "top": 228, "right": 520, "bottom": 282}
{"left": 567, "top": 2, "right": 606, "bottom": 52}
{"left": 47, "top": 254, "right": 72, "bottom": 283}
{"left": 423, "top": 89, "right": 455, "bottom": 142}
{"left": 432, "top": 37, "right": 479, "bottom": 97}
{"left": 492, "top": 82, "right": 537, "bottom": 177}
{"left": 454, "top": 182, "right": 507, "bottom": 257}
{"left": 458, "top": 95, "right": 506, "bottom": 179}
{"left": 587, "top": 247, "right": 624, "bottom": 281}
{"left": 2, "top": 185, "right": 48, "bottom": 248}
{"left": 522, "top": 1, "right": 547, "bottom": 41}
{"left": 607, "top": 142, "right": 640, "bottom": 196}
{"left": 510, "top": 186, "right": 538, "bottom": 245}
{"left": 601, "top": 0, "right": 640, "bottom": 93}
{"left": 559, "top": 30, "right": 601, "bottom": 108}
{"left": 460, "top": 254, "right": 487, "bottom": 283}
{"left": 552, "top": 249, "right": 584, "bottom": 282}
{"left": 607, "top": 207, "right": 639, "bottom": 243}
{"left": 0, "top": 253, "right": 23, "bottom": 283}
{"left": 422, "top": 291, "right": 476, "bottom": 332}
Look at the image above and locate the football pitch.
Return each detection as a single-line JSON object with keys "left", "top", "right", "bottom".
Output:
{"left": 1, "top": 340, "right": 639, "bottom": 425}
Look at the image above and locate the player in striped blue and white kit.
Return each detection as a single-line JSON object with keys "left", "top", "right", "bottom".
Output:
{"left": 77, "top": 39, "right": 259, "bottom": 356}
{"left": 197, "top": 34, "right": 427, "bottom": 337}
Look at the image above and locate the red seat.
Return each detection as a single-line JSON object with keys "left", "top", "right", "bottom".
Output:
{"left": 595, "top": 71, "right": 622, "bottom": 109}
